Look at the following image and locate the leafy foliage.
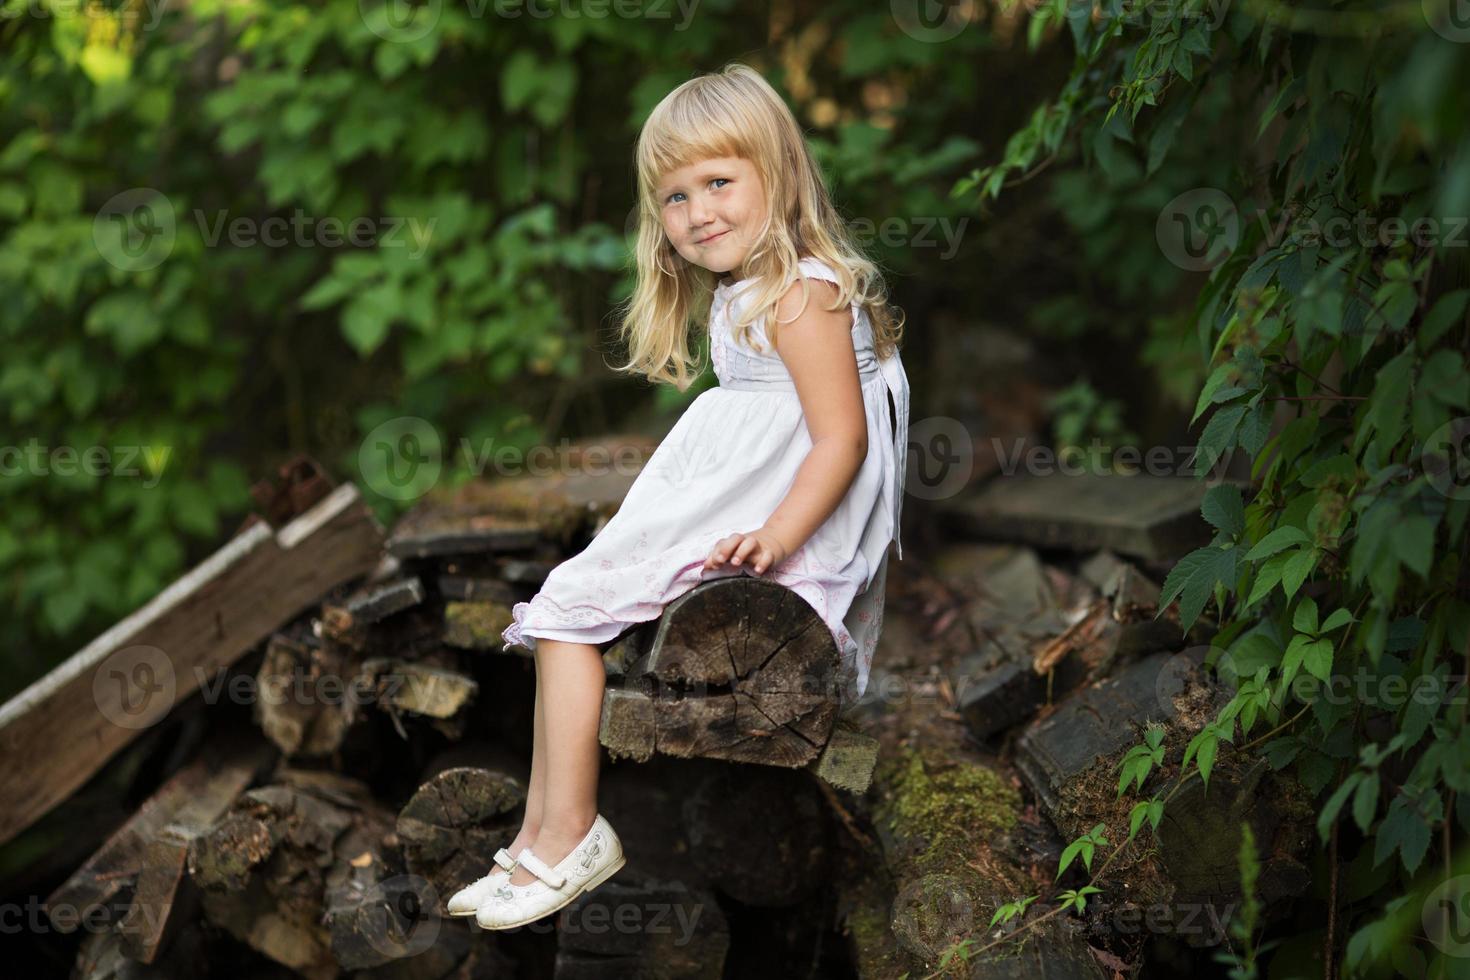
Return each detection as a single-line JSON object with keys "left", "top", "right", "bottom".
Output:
{"left": 954, "top": 1, "right": 1470, "bottom": 973}
{"left": 0, "top": 1, "right": 991, "bottom": 697}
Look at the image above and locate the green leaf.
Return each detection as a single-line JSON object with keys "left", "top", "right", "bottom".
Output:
{"left": 1246, "top": 552, "right": 1288, "bottom": 606}
{"left": 1292, "top": 595, "right": 1320, "bottom": 635}
{"left": 1300, "top": 453, "right": 1355, "bottom": 489}
{"left": 43, "top": 587, "right": 88, "bottom": 635}
{"left": 84, "top": 292, "right": 164, "bottom": 357}
{"left": 1281, "top": 634, "right": 1312, "bottom": 687}
{"left": 1201, "top": 483, "right": 1245, "bottom": 536}
{"left": 1194, "top": 404, "right": 1247, "bottom": 476}
{"left": 172, "top": 480, "right": 218, "bottom": 537}
{"left": 1352, "top": 773, "right": 1380, "bottom": 834}
{"left": 1302, "top": 637, "right": 1334, "bottom": 682}
{"left": 299, "top": 274, "right": 357, "bottom": 312}
{"left": 1281, "top": 547, "right": 1318, "bottom": 600}
{"left": 500, "top": 52, "right": 578, "bottom": 128}
{"left": 1417, "top": 289, "right": 1468, "bottom": 350}
{"left": 1238, "top": 401, "right": 1272, "bottom": 456}
{"left": 1357, "top": 349, "right": 1413, "bottom": 456}
{"left": 1316, "top": 773, "right": 1361, "bottom": 843}
{"left": 1185, "top": 728, "right": 1219, "bottom": 787}
{"left": 1391, "top": 514, "right": 1435, "bottom": 578}
{"left": 1246, "top": 526, "right": 1309, "bottom": 561}
{"left": 1160, "top": 546, "right": 1238, "bottom": 632}
{"left": 1373, "top": 793, "right": 1433, "bottom": 874}
{"left": 341, "top": 299, "right": 390, "bottom": 355}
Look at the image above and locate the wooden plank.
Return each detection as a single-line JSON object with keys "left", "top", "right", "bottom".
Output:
{"left": 43, "top": 734, "right": 271, "bottom": 915}
{"left": 45, "top": 733, "right": 273, "bottom": 962}
{"left": 0, "top": 482, "right": 384, "bottom": 846}
{"left": 940, "top": 472, "right": 1245, "bottom": 561}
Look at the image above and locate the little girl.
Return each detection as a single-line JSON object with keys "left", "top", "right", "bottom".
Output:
{"left": 449, "top": 62, "right": 910, "bottom": 931}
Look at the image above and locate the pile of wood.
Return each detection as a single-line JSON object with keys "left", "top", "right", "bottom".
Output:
{"left": 0, "top": 448, "right": 878, "bottom": 979}
{"left": 0, "top": 446, "right": 1314, "bottom": 979}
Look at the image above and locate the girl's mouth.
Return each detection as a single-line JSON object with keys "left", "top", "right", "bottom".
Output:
{"left": 700, "top": 231, "right": 729, "bottom": 245}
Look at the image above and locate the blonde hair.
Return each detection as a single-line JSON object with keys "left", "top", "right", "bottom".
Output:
{"left": 612, "top": 62, "right": 905, "bottom": 391}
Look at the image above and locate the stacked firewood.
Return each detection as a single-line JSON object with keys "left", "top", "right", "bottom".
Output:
{"left": 0, "top": 443, "right": 1316, "bottom": 979}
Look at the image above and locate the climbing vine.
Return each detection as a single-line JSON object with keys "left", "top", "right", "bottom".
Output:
{"left": 951, "top": 1, "right": 1470, "bottom": 976}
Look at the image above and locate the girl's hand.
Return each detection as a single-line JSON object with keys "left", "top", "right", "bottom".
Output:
{"left": 703, "top": 527, "right": 790, "bottom": 575}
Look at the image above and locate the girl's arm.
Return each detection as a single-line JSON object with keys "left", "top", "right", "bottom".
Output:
{"left": 705, "top": 278, "right": 868, "bottom": 574}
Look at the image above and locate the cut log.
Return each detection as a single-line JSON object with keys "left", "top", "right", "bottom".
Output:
{"left": 1015, "top": 649, "right": 1208, "bottom": 824}
{"left": 254, "top": 628, "right": 357, "bottom": 758}
{"left": 387, "top": 523, "right": 541, "bottom": 561}
{"left": 441, "top": 600, "right": 518, "bottom": 653}
{"left": 941, "top": 472, "right": 1236, "bottom": 561}
{"left": 321, "top": 815, "right": 431, "bottom": 971}
{"left": 385, "top": 434, "right": 657, "bottom": 559}
{"left": 956, "top": 661, "right": 1047, "bottom": 741}
{"left": 188, "top": 784, "right": 352, "bottom": 978}
{"left": 0, "top": 480, "right": 384, "bottom": 847}
{"left": 807, "top": 721, "right": 880, "bottom": 794}
{"left": 186, "top": 774, "right": 403, "bottom": 978}
{"left": 319, "top": 576, "right": 426, "bottom": 648}
{"left": 395, "top": 765, "right": 526, "bottom": 911}
{"left": 437, "top": 574, "right": 521, "bottom": 604}
{"left": 45, "top": 733, "right": 274, "bottom": 964}
{"left": 848, "top": 743, "right": 1107, "bottom": 978}
{"left": 682, "top": 764, "right": 828, "bottom": 907}
{"left": 1014, "top": 648, "right": 1313, "bottom": 925}
{"left": 1079, "top": 549, "right": 1162, "bottom": 614}
{"left": 599, "top": 577, "right": 842, "bottom": 767}
{"left": 553, "top": 876, "right": 730, "bottom": 979}
{"left": 496, "top": 557, "right": 555, "bottom": 587}
{"left": 354, "top": 657, "right": 479, "bottom": 742}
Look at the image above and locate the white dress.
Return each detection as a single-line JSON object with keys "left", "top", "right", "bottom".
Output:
{"left": 501, "top": 257, "right": 911, "bottom": 703}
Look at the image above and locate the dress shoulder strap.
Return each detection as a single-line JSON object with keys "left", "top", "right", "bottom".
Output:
{"left": 796, "top": 256, "right": 840, "bottom": 285}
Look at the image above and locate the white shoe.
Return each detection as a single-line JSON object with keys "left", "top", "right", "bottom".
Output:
{"left": 446, "top": 847, "right": 520, "bottom": 916}
{"left": 474, "top": 815, "right": 626, "bottom": 930}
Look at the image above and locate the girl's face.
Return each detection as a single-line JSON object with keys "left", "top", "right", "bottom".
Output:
{"left": 656, "top": 156, "right": 767, "bottom": 283}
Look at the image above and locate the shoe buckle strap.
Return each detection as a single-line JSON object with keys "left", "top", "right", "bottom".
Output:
{"left": 493, "top": 848, "right": 518, "bottom": 872}
{"left": 516, "top": 848, "right": 566, "bottom": 889}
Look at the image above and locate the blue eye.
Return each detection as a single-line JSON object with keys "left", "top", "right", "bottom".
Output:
{"left": 665, "top": 178, "right": 729, "bottom": 205}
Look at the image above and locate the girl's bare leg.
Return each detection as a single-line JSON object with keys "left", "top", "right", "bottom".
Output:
{"left": 490, "top": 656, "right": 545, "bottom": 877}
{"left": 525, "top": 652, "right": 549, "bottom": 830}
{"left": 506, "top": 639, "right": 605, "bottom": 886}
